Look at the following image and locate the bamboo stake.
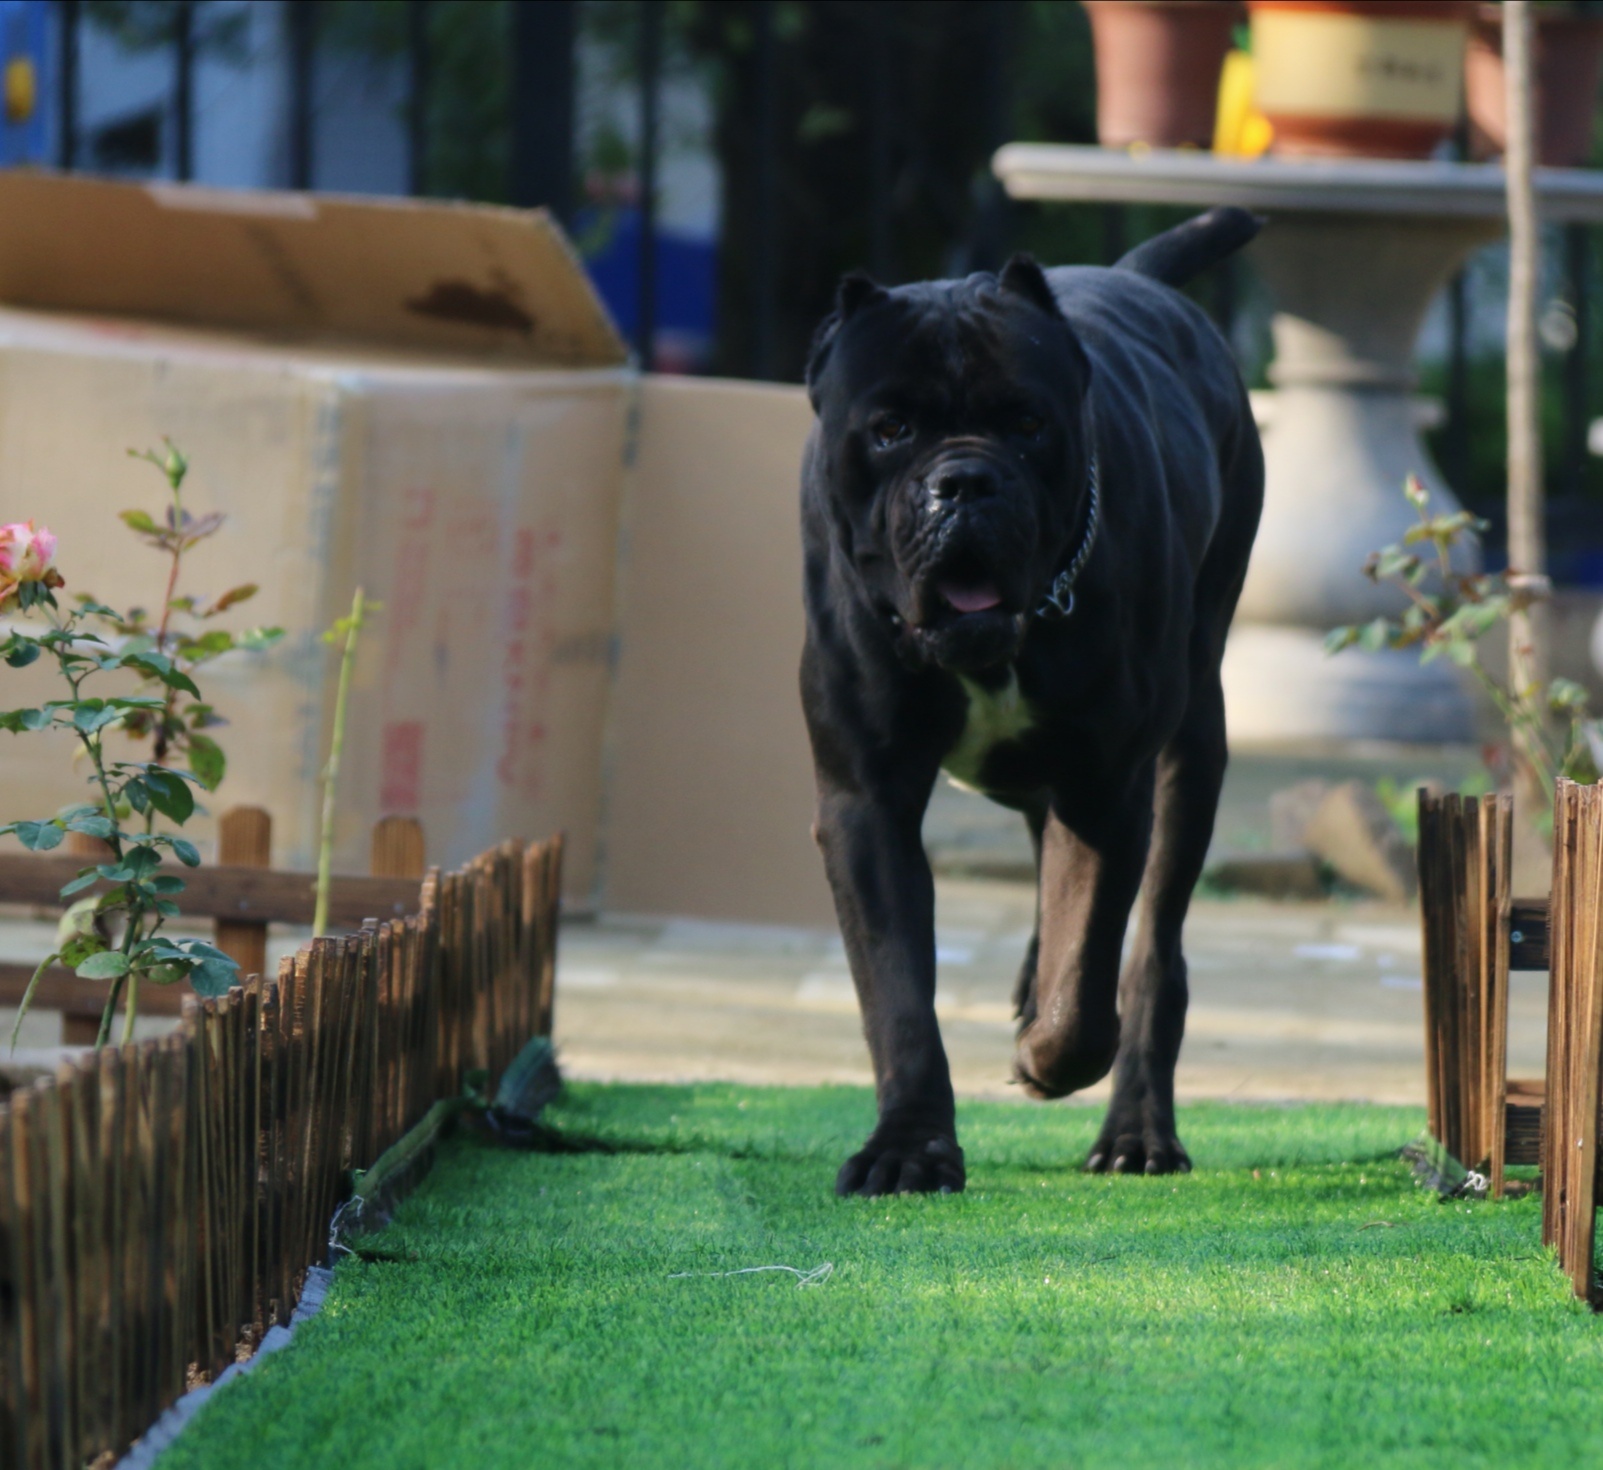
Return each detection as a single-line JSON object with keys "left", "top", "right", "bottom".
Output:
{"left": 314, "top": 587, "right": 372, "bottom": 937}
{"left": 1504, "top": 0, "right": 1552, "bottom": 851}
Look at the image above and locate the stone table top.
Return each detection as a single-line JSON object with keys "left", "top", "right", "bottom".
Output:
{"left": 992, "top": 143, "right": 1603, "bottom": 222}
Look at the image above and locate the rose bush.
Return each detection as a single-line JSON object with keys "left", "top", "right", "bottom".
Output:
{"left": 1, "top": 444, "right": 283, "bottom": 1046}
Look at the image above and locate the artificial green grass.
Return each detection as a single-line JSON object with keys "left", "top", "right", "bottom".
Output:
{"left": 166, "top": 1086, "right": 1603, "bottom": 1470}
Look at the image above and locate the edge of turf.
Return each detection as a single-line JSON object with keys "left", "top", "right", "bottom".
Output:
{"left": 114, "top": 1266, "right": 336, "bottom": 1470}
{"left": 121, "top": 1042, "right": 564, "bottom": 1468}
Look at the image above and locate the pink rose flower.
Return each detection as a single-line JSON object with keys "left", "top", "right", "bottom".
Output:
{"left": 0, "top": 521, "right": 65, "bottom": 613}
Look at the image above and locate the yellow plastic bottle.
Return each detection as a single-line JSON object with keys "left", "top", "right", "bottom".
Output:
{"left": 4, "top": 56, "right": 36, "bottom": 126}
{"left": 1214, "top": 49, "right": 1274, "bottom": 158}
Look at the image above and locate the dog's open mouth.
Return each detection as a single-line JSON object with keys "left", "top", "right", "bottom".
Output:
{"left": 906, "top": 555, "right": 1024, "bottom": 672}
{"left": 895, "top": 528, "right": 1032, "bottom": 670}
{"left": 937, "top": 579, "right": 1004, "bottom": 615}
{"left": 922, "top": 549, "right": 1013, "bottom": 627}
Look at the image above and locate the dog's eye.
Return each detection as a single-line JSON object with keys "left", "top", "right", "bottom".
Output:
{"left": 1014, "top": 412, "right": 1045, "bottom": 438}
{"left": 870, "top": 414, "right": 910, "bottom": 448}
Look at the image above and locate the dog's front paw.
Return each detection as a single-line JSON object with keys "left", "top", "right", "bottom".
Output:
{"left": 835, "top": 1130, "right": 965, "bottom": 1196}
{"left": 1085, "top": 1105, "right": 1191, "bottom": 1176}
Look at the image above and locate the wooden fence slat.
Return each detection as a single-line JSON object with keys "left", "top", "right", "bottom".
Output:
{"left": 158, "top": 1032, "right": 190, "bottom": 1411}
{"left": 1542, "top": 784, "right": 1571, "bottom": 1253}
{"left": 1418, "top": 791, "right": 1451, "bottom": 1150}
{"left": 65, "top": 1056, "right": 103, "bottom": 1463}
{"left": 1417, "top": 792, "right": 1515, "bottom": 1189}
{"left": 1484, "top": 794, "right": 1513, "bottom": 1197}
{"left": 280, "top": 951, "right": 309, "bottom": 1323}
{"left": 214, "top": 806, "right": 273, "bottom": 979}
{"left": 1542, "top": 779, "right": 1603, "bottom": 1300}
{"left": 11, "top": 1088, "right": 43, "bottom": 1470}
{"left": 540, "top": 837, "right": 563, "bottom": 1038}
{"left": 1568, "top": 783, "right": 1597, "bottom": 1296}
{"left": 1558, "top": 781, "right": 1591, "bottom": 1293}
{"left": 1575, "top": 783, "right": 1603, "bottom": 1300}
{"left": 370, "top": 816, "right": 426, "bottom": 881}
{"left": 44, "top": 1073, "right": 76, "bottom": 1468}
{"left": 98, "top": 1047, "right": 129, "bottom": 1452}
{"left": 0, "top": 1107, "right": 23, "bottom": 1469}
{"left": 257, "top": 979, "right": 282, "bottom": 1332}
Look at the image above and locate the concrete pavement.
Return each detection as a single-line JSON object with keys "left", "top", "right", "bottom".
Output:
{"left": 552, "top": 877, "right": 1544, "bottom": 1106}
{"left": 3, "top": 746, "right": 1525, "bottom": 1106}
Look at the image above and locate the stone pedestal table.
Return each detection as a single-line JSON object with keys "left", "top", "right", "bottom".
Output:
{"left": 992, "top": 146, "right": 1603, "bottom": 744}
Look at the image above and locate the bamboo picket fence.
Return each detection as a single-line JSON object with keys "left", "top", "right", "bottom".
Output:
{"left": 1419, "top": 780, "right": 1603, "bottom": 1304}
{"left": 0, "top": 832, "right": 562, "bottom": 1469}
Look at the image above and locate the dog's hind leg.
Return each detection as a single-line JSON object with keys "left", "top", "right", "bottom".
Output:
{"left": 1012, "top": 798, "right": 1049, "bottom": 1026}
{"left": 1084, "top": 671, "right": 1227, "bottom": 1174}
{"left": 1013, "top": 768, "right": 1155, "bottom": 1102}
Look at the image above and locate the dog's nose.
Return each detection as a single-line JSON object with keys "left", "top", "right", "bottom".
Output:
{"left": 929, "top": 461, "right": 998, "bottom": 503}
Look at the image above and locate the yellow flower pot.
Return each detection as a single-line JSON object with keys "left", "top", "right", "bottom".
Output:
{"left": 1248, "top": 1, "right": 1471, "bottom": 159}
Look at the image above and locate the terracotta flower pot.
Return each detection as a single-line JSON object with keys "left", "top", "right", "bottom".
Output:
{"left": 1464, "top": 4, "right": 1603, "bottom": 169}
{"left": 1248, "top": 1, "right": 1474, "bottom": 159}
{"left": 1083, "top": 1, "right": 1242, "bottom": 150}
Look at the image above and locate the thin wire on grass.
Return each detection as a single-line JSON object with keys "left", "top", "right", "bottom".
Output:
{"left": 668, "top": 1263, "right": 834, "bottom": 1286}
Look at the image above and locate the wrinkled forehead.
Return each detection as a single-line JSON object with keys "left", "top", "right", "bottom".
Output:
{"left": 832, "top": 280, "right": 1076, "bottom": 404}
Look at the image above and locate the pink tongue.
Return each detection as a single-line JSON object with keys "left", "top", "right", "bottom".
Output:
{"left": 941, "top": 582, "right": 1003, "bottom": 614}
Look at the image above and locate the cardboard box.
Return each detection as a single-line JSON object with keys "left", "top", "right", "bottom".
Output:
{"left": 0, "top": 170, "right": 833, "bottom": 928}
{"left": 597, "top": 376, "right": 832, "bottom": 925}
{"left": 0, "top": 171, "right": 628, "bottom": 897}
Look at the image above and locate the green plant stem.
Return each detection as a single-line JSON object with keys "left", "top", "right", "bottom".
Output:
{"left": 76, "top": 732, "right": 126, "bottom": 862}
{"left": 9, "top": 952, "right": 58, "bottom": 1053}
{"left": 121, "top": 968, "right": 139, "bottom": 1045}
{"left": 52, "top": 606, "right": 125, "bottom": 863}
{"left": 314, "top": 586, "right": 366, "bottom": 936}
{"left": 97, "top": 919, "right": 144, "bottom": 1048}
{"left": 76, "top": 684, "right": 146, "bottom": 1045}
{"left": 97, "top": 974, "right": 124, "bottom": 1048}
{"left": 147, "top": 493, "right": 187, "bottom": 812}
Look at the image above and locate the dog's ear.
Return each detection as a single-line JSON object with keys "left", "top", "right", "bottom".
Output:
{"left": 835, "top": 271, "right": 888, "bottom": 320}
{"left": 998, "top": 253, "right": 1063, "bottom": 320}
{"left": 807, "top": 271, "right": 890, "bottom": 408}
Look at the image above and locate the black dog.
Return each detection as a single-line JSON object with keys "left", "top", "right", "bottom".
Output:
{"left": 799, "top": 209, "right": 1264, "bottom": 1195}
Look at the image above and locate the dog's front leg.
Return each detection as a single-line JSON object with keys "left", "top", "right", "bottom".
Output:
{"left": 815, "top": 783, "right": 964, "bottom": 1196}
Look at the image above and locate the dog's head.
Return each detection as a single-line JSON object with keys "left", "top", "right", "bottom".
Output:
{"left": 805, "top": 255, "right": 1093, "bottom": 675}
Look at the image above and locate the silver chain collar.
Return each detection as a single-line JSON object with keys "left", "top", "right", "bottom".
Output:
{"left": 1033, "top": 450, "right": 1100, "bottom": 621}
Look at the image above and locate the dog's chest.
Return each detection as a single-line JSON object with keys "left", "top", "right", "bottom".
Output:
{"left": 940, "top": 670, "right": 1036, "bottom": 792}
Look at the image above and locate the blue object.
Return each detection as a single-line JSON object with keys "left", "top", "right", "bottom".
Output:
{"left": 1555, "top": 547, "right": 1603, "bottom": 590}
{"left": 576, "top": 205, "right": 717, "bottom": 370}
{"left": 0, "top": 0, "right": 48, "bottom": 166}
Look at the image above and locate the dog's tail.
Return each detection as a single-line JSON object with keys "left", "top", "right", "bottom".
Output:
{"left": 1114, "top": 207, "right": 1263, "bottom": 289}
